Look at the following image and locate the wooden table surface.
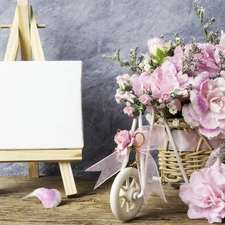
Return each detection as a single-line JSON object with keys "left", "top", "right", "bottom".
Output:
{"left": 0, "top": 175, "right": 212, "bottom": 225}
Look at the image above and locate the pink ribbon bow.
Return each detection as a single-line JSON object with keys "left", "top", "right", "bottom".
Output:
{"left": 86, "top": 124, "right": 167, "bottom": 203}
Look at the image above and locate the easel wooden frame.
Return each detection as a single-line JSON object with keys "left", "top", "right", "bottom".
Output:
{"left": 0, "top": 0, "right": 82, "bottom": 196}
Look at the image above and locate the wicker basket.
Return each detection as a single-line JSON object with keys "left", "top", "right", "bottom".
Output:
{"left": 157, "top": 118, "right": 215, "bottom": 184}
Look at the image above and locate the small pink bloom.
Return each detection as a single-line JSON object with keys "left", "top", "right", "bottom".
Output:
{"left": 21, "top": 188, "right": 62, "bottom": 208}
{"left": 115, "top": 89, "right": 124, "bottom": 103}
{"left": 114, "top": 130, "right": 134, "bottom": 155}
{"left": 160, "top": 93, "right": 172, "bottom": 102}
{"left": 122, "top": 91, "right": 136, "bottom": 103}
{"left": 115, "top": 91, "right": 136, "bottom": 104}
{"left": 116, "top": 74, "right": 130, "bottom": 90}
{"left": 139, "top": 94, "right": 151, "bottom": 105}
{"left": 179, "top": 159, "right": 225, "bottom": 223}
{"left": 147, "top": 37, "right": 165, "bottom": 56}
{"left": 123, "top": 106, "right": 135, "bottom": 117}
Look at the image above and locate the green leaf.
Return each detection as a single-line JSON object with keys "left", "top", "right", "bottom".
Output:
{"left": 152, "top": 48, "right": 169, "bottom": 66}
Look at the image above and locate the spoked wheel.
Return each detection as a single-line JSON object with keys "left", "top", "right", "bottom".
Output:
{"left": 110, "top": 167, "right": 144, "bottom": 221}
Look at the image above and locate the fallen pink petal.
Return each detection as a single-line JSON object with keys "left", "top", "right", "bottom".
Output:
{"left": 21, "top": 187, "right": 62, "bottom": 208}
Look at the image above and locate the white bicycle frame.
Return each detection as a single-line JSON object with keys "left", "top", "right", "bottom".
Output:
{"left": 130, "top": 108, "right": 189, "bottom": 199}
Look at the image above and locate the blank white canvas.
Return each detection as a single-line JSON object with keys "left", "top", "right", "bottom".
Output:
{"left": 0, "top": 61, "right": 83, "bottom": 149}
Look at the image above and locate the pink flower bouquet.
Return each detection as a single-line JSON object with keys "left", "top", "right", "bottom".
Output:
{"left": 102, "top": 1, "right": 225, "bottom": 223}
{"left": 103, "top": 1, "right": 225, "bottom": 141}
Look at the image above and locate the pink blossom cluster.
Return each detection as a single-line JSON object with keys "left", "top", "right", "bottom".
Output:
{"left": 115, "top": 32, "right": 225, "bottom": 139}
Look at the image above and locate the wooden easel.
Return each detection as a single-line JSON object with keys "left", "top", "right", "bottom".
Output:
{"left": 0, "top": 0, "right": 82, "bottom": 196}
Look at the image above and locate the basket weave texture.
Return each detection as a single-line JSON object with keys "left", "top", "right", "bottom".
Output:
{"left": 157, "top": 118, "right": 214, "bottom": 184}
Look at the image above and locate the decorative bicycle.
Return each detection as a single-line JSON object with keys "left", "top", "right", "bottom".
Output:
{"left": 86, "top": 108, "right": 193, "bottom": 221}
{"left": 109, "top": 109, "right": 190, "bottom": 221}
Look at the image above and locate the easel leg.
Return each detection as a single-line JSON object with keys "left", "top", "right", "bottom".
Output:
{"left": 28, "top": 162, "right": 39, "bottom": 178}
{"left": 59, "top": 162, "right": 77, "bottom": 197}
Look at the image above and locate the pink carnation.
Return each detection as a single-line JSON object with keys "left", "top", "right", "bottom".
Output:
{"left": 182, "top": 71, "right": 225, "bottom": 139}
{"left": 130, "top": 74, "right": 142, "bottom": 97}
{"left": 139, "top": 94, "right": 151, "bottom": 105}
{"left": 185, "top": 43, "right": 220, "bottom": 77}
{"left": 179, "top": 159, "right": 225, "bottom": 224}
{"left": 150, "top": 60, "right": 182, "bottom": 100}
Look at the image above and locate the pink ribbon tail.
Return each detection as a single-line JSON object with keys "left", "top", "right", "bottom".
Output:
{"left": 135, "top": 125, "right": 167, "bottom": 203}
{"left": 137, "top": 152, "right": 167, "bottom": 203}
{"left": 85, "top": 151, "right": 129, "bottom": 189}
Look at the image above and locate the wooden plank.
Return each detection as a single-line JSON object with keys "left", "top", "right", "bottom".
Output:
{"left": 0, "top": 176, "right": 209, "bottom": 225}
{"left": 0, "top": 149, "right": 82, "bottom": 162}
{"left": 17, "top": 0, "right": 31, "bottom": 60}
{"left": 59, "top": 162, "right": 77, "bottom": 196}
{"left": 3, "top": 8, "right": 19, "bottom": 61}
{"left": 30, "top": 6, "right": 45, "bottom": 61}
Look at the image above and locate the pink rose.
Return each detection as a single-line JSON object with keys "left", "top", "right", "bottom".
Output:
{"left": 179, "top": 159, "right": 225, "bottom": 224}
{"left": 182, "top": 71, "right": 225, "bottom": 139}
{"left": 114, "top": 130, "right": 134, "bottom": 155}
{"left": 123, "top": 106, "right": 135, "bottom": 117}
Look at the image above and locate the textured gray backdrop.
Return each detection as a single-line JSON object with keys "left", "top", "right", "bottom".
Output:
{"left": 0, "top": 0, "right": 223, "bottom": 177}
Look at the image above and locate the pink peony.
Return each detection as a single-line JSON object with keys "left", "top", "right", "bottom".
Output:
{"left": 182, "top": 71, "right": 225, "bottom": 139}
{"left": 179, "top": 159, "right": 225, "bottom": 224}
{"left": 114, "top": 130, "right": 134, "bottom": 155}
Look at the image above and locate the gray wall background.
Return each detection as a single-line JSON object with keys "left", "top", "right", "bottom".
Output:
{"left": 0, "top": 0, "right": 223, "bottom": 177}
